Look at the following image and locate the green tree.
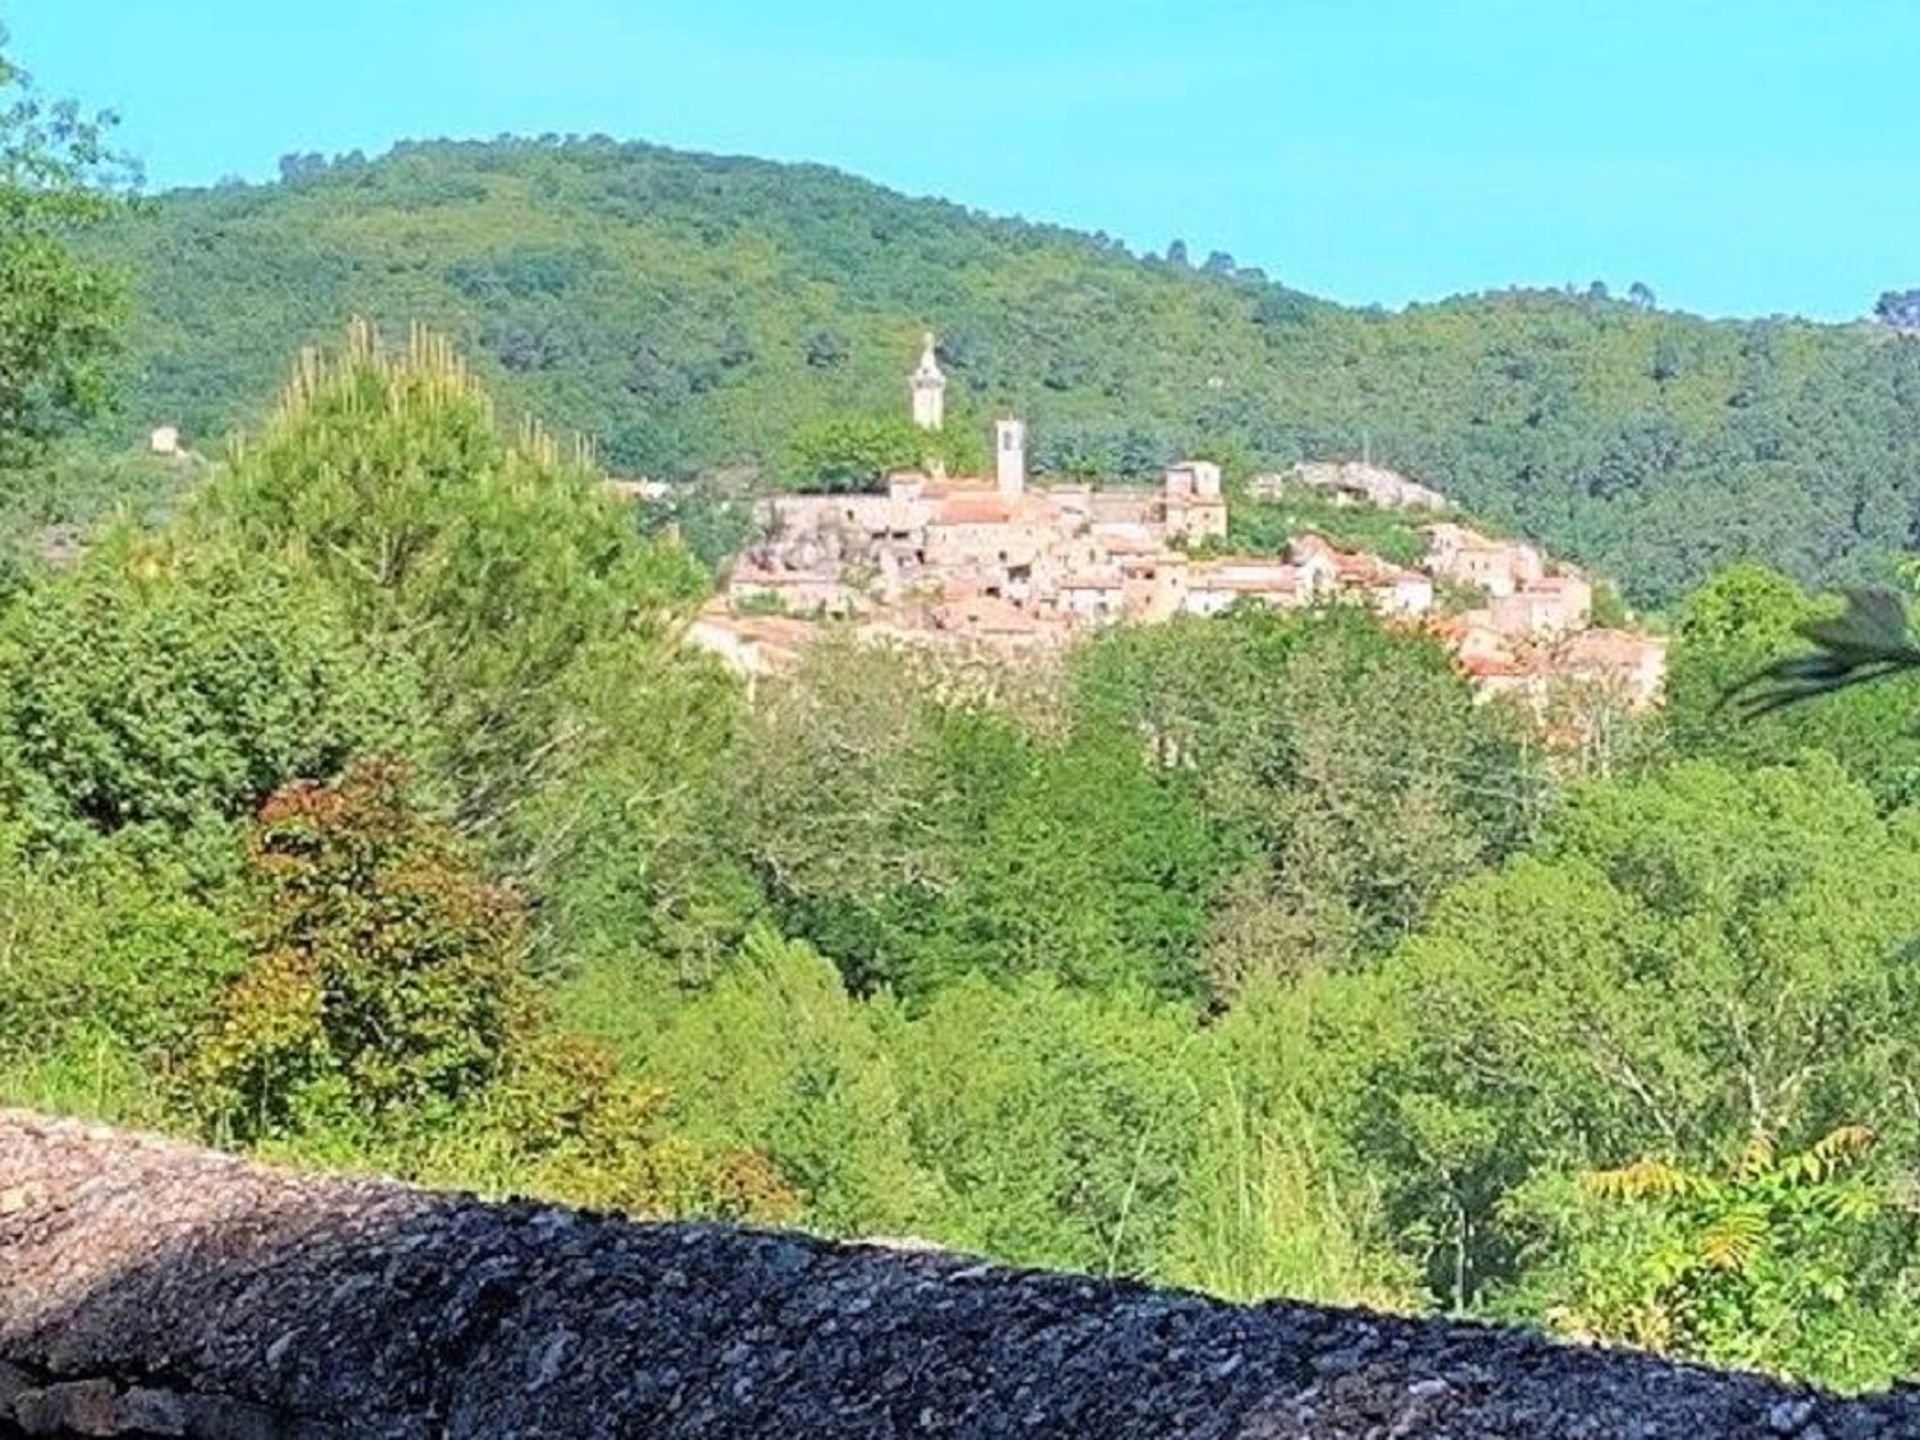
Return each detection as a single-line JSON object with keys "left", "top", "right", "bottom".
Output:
{"left": 185, "top": 766, "right": 798, "bottom": 1228}
{"left": 728, "top": 639, "right": 1017, "bottom": 994}
{"left": 636, "top": 928, "right": 934, "bottom": 1236}
{"left": 1665, "top": 564, "right": 1920, "bottom": 808}
{"left": 398, "top": 1025, "right": 803, "bottom": 1227}
{"left": 888, "top": 973, "right": 1204, "bottom": 1277}
{"left": 533, "top": 634, "right": 768, "bottom": 1001}
{"left": 1071, "top": 606, "right": 1544, "bottom": 984}
{"left": 0, "top": 529, "right": 419, "bottom": 848}
{"left": 0, "top": 41, "right": 132, "bottom": 464}
{"left": 733, "top": 638, "right": 1223, "bottom": 1001}
{"left": 919, "top": 723, "right": 1224, "bottom": 999}
{"left": 189, "top": 321, "right": 708, "bottom": 838}
{"left": 1332, "top": 756, "right": 1920, "bottom": 1309}
{"left": 782, "top": 410, "right": 982, "bottom": 492}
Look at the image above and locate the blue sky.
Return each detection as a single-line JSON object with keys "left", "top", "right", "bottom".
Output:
{"left": 10, "top": 1, "right": 1916, "bottom": 320}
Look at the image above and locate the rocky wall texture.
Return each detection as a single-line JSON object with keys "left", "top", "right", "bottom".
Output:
{"left": 3, "top": 1109, "right": 1919, "bottom": 1438}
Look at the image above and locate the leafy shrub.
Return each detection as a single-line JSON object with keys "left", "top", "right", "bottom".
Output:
{"left": 0, "top": 531, "right": 419, "bottom": 847}
{"left": 186, "top": 761, "right": 532, "bottom": 1142}
{"left": 639, "top": 928, "right": 934, "bottom": 1237}
{"left": 888, "top": 974, "right": 1204, "bottom": 1277}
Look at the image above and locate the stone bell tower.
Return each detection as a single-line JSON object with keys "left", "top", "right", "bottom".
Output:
{"left": 910, "top": 332, "right": 946, "bottom": 432}
{"left": 996, "top": 417, "right": 1027, "bottom": 498}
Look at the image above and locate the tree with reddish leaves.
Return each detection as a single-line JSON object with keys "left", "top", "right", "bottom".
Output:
{"left": 188, "top": 761, "right": 531, "bottom": 1143}
{"left": 185, "top": 761, "right": 800, "bottom": 1224}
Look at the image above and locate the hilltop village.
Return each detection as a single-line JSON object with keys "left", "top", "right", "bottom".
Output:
{"left": 693, "top": 337, "right": 1667, "bottom": 707}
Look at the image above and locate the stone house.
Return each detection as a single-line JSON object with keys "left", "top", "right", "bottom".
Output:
{"left": 1424, "top": 523, "right": 1545, "bottom": 598}
{"left": 1488, "top": 574, "right": 1593, "bottom": 637}
{"left": 1289, "top": 533, "right": 1433, "bottom": 616}
{"left": 685, "top": 607, "right": 818, "bottom": 693}
{"left": 1558, "top": 628, "right": 1669, "bottom": 707}
{"left": 1378, "top": 566, "right": 1437, "bottom": 616}
{"left": 725, "top": 560, "right": 863, "bottom": 617}
{"left": 1184, "top": 559, "right": 1308, "bottom": 616}
{"left": 1056, "top": 569, "right": 1128, "bottom": 622}
{"left": 1162, "top": 460, "right": 1229, "bottom": 541}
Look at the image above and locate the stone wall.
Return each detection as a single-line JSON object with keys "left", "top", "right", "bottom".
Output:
{"left": 2, "top": 1110, "right": 1917, "bottom": 1438}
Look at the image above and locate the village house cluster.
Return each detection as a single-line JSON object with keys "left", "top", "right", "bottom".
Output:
{"left": 1424, "top": 523, "right": 1667, "bottom": 707}
{"left": 697, "top": 337, "right": 1666, "bottom": 708}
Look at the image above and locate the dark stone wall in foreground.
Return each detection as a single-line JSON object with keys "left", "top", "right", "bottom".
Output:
{"left": 2, "top": 1109, "right": 1918, "bottom": 1438}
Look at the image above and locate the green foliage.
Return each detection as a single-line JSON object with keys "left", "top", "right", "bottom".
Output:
{"left": 888, "top": 973, "right": 1204, "bottom": 1277}
{"left": 1070, "top": 605, "right": 1545, "bottom": 982}
{"left": 1590, "top": 577, "right": 1631, "bottom": 629}
{"left": 727, "top": 638, "right": 978, "bottom": 992}
{"left": 530, "top": 635, "right": 768, "bottom": 997}
{"left": 0, "top": 530, "right": 420, "bottom": 847}
{"left": 782, "top": 411, "right": 982, "bottom": 492}
{"left": 1226, "top": 490, "right": 1431, "bottom": 568}
{"left": 14, "top": 221, "right": 1920, "bottom": 1392}
{"left": 188, "top": 321, "right": 709, "bottom": 836}
{"left": 637, "top": 928, "right": 933, "bottom": 1236}
{"left": 1162, "top": 1069, "right": 1423, "bottom": 1309}
{"left": 0, "top": 827, "right": 243, "bottom": 1115}
{"left": 1664, "top": 565, "right": 1920, "bottom": 808}
{"left": 639, "top": 475, "right": 763, "bottom": 573}
{"left": 0, "top": 439, "right": 189, "bottom": 577}
{"left": 1507, "top": 1127, "right": 1920, "bottom": 1389}
{"left": 1335, "top": 756, "right": 1920, "bottom": 1308}
{"left": 731, "top": 639, "right": 1225, "bottom": 1001}
{"left": 374, "top": 1027, "right": 803, "bottom": 1226}
{"left": 0, "top": 45, "right": 132, "bottom": 466}
{"left": 917, "top": 723, "right": 1224, "bottom": 999}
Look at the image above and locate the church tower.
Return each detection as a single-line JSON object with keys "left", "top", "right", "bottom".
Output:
{"left": 996, "top": 418, "right": 1026, "bottom": 498}
{"left": 910, "top": 332, "right": 946, "bottom": 431}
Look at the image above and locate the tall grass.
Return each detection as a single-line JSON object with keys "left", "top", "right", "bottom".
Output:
{"left": 1164, "top": 1075, "right": 1422, "bottom": 1311}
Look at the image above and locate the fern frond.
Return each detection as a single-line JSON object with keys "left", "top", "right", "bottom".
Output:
{"left": 1586, "top": 1156, "right": 1699, "bottom": 1201}
{"left": 1817, "top": 1181, "right": 1883, "bottom": 1225}
{"left": 1697, "top": 1204, "right": 1768, "bottom": 1272}
{"left": 1810, "top": 1123, "right": 1877, "bottom": 1167}
{"left": 1735, "top": 1131, "right": 1776, "bottom": 1180}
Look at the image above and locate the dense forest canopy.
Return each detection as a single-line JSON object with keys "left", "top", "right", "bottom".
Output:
{"left": 76, "top": 136, "right": 1920, "bottom": 606}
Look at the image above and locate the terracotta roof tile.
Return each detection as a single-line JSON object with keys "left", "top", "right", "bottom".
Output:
{"left": 936, "top": 497, "right": 1013, "bottom": 525}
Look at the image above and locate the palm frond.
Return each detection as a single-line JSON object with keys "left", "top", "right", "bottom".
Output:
{"left": 1723, "top": 589, "right": 1920, "bottom": 718}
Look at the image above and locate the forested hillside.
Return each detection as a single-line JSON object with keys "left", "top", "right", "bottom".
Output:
{"left": 88, "top": 137, "right": 1920, "bottom": 604}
